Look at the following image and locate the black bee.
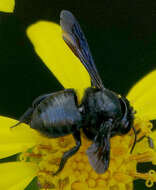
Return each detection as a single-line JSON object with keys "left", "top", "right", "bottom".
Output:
{"left": 12, "top": 10, "right": 136, "bottom": 175}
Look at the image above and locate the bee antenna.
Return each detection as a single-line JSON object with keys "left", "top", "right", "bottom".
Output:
{"left": 10, "top": 107, "right": 34, "bottom": 129}
{"left": 130, "top": 126, "right": 137, "bottom": 154}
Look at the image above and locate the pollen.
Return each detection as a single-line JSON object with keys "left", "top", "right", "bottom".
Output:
{"left": 19, "top": 118, "right": 156, "bottom": 190}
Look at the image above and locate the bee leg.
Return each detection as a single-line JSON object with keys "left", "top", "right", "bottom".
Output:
{"left": 53, "top": 130, "right": 81, "bottom": 175}
{"left": 137, "top": 136, "right": 154, "bottom": 149}
{"left": 11, "top": 93, "right": 53, "bottom": 129}
{"left": 10, "top": 107, "right": 33, "bottom": 129}
{"left": 148, "top": 137, "right": 154, "bottom": 149}
{"left": 32, "top": 93, "right": 52, "bottom": 108}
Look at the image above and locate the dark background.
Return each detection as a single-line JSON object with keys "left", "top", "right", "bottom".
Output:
{"left": 0, "top": 0, "right": 156, "bottom": 189}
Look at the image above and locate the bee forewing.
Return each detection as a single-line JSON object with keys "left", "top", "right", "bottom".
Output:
{"left": 60, "top": 10, "right": 104, "bottom": 90}
{"left": 60, "top": 11, "right": 76, "bottom": 48}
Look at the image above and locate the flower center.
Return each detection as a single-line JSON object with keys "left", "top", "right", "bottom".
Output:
{"left": 19, "top": 118, "right": 156, "bottom": 189}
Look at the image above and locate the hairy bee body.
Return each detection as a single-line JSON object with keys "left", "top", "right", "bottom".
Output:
{"left": 81, "top": 88, "right": 123, "bottom": 140}
{"left": 30, "top": 87, "right": 131, "bottom": 141}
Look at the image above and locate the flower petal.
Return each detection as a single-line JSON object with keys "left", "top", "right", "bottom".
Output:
{"left": 0, "top": 0, "right": 15, "bottom": 13}
{"left": 0, "top": 116, "right": 41, "bottom": 159}
{"left": 0, "top": 162, "right": 37, "bottom": 190}
{"left": 127, "top": 70, "right": 156, "bottom": 120}
{"left": 27, "top": 21, "right": 91, "bottom": 101}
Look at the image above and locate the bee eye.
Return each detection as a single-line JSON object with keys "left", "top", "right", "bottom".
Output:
{"left": 117, "top": 97, "right": 134, "bottom": 135}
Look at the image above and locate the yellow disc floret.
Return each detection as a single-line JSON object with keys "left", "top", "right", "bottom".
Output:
{"left": 18, "top": 117, "right": 156, "bottom": 190}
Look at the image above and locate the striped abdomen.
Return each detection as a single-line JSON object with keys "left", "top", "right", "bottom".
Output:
{"left": 30, "top": 89, "right": 82, "bottom": 138}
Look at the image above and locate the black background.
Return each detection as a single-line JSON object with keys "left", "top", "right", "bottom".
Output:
{"left": 0, "top": 0, "right": 156, "bottom": 189}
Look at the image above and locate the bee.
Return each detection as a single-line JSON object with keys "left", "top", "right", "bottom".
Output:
{"left": 12, "top": 10, "right": 136, "bottom": 175}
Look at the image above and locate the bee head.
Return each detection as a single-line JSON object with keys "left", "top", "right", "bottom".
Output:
{"left": 116, "top": 96, "right": 136, "bottom": 153}
{"left": 118, "top": 96, "right": 134, "bottom": 134}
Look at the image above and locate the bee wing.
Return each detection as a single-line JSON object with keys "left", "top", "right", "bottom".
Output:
{"left": 60, "top": 10, "right": 104, "bottom": 89}
{"left": 86, "top": 132, "right": 110, "bottom": 173}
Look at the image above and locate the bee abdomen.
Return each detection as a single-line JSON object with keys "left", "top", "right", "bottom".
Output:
{"left": 30, "top": 89, "right": 82, "bottom": 138}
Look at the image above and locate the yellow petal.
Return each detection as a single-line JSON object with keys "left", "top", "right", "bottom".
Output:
{"left": 0, "top": 0, "right": 15, "bottom": 13}
{"left": 127, "top": 70, "right": 156, "bottom": 120}
{"left": 0, "top": 116, "right": 41, "bottom": 159}
{"left": 27, "top": 21, "right": 91, "bottom": 101}
{"left": 0, "top": 162, "right": 37, "bottom": 190}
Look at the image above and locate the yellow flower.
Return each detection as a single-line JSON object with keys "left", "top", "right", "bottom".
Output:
{"left": 0, "top": 0, "right": 15, "bottom": 13}
{"left": 1, "top": 21, "right": 156, "bottom": 190}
